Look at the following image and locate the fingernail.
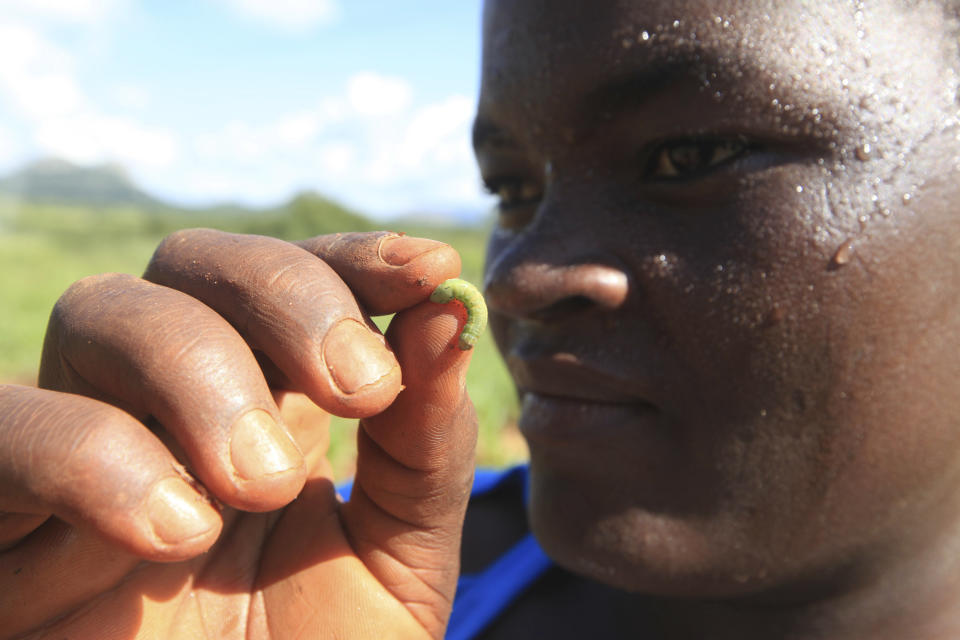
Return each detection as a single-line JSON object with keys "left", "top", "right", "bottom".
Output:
{"left": 323, "top": 319, "right": 398, "bottom": 394}
{"left": 147, "top": 477, "right": 218, "bottom": 545}
{"left": 230, "top": 409, "right": 301, "bottom": 481}
{"left": 379, "top": 235, "right": 447, "bottom": 266}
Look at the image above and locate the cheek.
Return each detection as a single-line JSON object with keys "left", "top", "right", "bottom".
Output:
{"left": 624, "top": 182, "right": 960, "bottom": 561}
{"left": 650, "top": 170, "right": 874, "bottom": 421}
{"left": 700, "top": 184, "right": 960, "bottom": 540}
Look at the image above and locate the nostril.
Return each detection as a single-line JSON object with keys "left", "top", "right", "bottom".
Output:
{"left": 528, "top": 295, "right": 594, "bottom": 323}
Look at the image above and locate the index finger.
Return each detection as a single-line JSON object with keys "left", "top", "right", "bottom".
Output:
{"left": 297, "top": 232, "right": 462, "bottom": 315}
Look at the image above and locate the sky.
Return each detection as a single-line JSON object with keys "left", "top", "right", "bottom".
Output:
{"left": 0, "top": 0, "right": 493, "bottom": 220}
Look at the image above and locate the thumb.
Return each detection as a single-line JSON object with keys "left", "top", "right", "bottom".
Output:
{"left": 343, "top": 292, "right": 479, "bottom": 635}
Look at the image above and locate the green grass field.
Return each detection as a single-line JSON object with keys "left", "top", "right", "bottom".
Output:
{"left": 0, "top": 197, "right": 526, "bottom": 475}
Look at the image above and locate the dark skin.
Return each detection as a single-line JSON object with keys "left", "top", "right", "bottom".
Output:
{"left": 3, "top": 0, "right": 960, "bottom": 638}
{"left": 0, "top": 231, "right": 477, "bottom": 639}
{"left": 476, "top": 0, "right": 960, "bottom": 637}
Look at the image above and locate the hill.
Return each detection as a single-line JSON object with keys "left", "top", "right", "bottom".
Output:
{"left": 0, "top": 158, "right": 171, "bottom": 211}
{"left": 0, "top": 158, "right": 375, "bottom": 240}
{"left": 0, "top": 157, "right": 491, "bottom": 233}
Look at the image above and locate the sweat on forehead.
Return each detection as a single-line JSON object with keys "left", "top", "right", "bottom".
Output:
{"left": 479, "top": 0, "right": 960, "bottom": 154}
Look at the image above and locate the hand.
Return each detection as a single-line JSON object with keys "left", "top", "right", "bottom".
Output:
{"left": 0, "top": 229, "right": 477, "bottom": 639}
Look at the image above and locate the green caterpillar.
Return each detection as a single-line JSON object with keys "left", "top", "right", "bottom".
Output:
{"left": 429, "top": 278, "right": 488, "bottom": 350}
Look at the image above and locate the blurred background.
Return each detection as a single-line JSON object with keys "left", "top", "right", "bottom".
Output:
{"left": 0, "top": 0, "right": 526, "bottom": 473}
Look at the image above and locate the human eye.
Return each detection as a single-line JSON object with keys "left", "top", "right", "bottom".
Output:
{"left": 483, "top": 176, "right": 542, "bottom": 208}
{"left": 644, "top": 137, "right": 753, "bottom": 180}
{"left": 482, "top": 176, "right": 542, "bottom": 228}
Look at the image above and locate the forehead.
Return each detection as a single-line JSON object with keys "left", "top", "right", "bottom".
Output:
{"left": 478, "top": 0, "right": 955, "bottom": 146}
{"left": 480, "top": 0, "right": 843, "bottom": 84}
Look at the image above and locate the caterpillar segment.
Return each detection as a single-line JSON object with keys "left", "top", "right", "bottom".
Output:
{"left": 429, "top": 278, "right": 488, "bottom": 350}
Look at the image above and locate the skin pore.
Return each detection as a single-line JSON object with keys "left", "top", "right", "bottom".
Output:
{"left": 477, "top": 0, "right": 960, "bottom": 637}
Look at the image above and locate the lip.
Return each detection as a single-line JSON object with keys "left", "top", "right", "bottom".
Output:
{"left": 507, "top": 352, "right": 658, "bottom": 405}
{"left": 508, "top": 352, "right": 663, "bottom": 447}
{"left": 518, "top": 392, "right": 662, "bottom": 450}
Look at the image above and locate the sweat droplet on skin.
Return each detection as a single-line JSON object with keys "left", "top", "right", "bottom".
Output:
{"left": 830, "top": 239, "right": 854, "bottom": 268}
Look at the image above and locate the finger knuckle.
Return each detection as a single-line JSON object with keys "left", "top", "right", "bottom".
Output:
{"left": 52, "top": 273, "right": 137, "bottom": 325}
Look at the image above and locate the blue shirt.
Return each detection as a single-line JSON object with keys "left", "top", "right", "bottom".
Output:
{"left": 447, "top": 465, "right": 553, "bottom": 639}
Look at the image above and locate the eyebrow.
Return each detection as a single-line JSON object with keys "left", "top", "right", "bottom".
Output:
{"left": 472, "top": 56, "right": 708, "bottom": 152}
{"left": 579, "top": 59, "right": 690, "bottom": 119}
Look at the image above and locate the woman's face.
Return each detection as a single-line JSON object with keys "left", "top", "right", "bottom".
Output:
{"left": 478, "top": 0, "right": 960, "bottom": 597}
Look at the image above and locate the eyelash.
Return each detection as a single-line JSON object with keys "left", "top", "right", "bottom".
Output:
{"left": 482, "top": 177, "right": 542, "bottom": 209}
{"left": 644, "top": 137, "right": 754, "bottom": 180}
{"left": 481, "top": 137, "right": 756, "bottom": 219}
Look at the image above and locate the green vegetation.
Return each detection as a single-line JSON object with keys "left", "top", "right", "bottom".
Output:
{"left": 0, "top": 186, "right": 524, "bottom": 474}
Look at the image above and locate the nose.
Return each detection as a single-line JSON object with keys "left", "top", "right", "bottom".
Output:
{"left": 484, "top": 232, "right": 629, "bottom": 322}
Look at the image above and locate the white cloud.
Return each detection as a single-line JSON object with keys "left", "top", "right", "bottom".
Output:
{"left": 316, "top": 141, "right": 357, "bottom": 176}
{"left": 195, "top": 121, "right": 266, "bottom": 162}
{"left": 347, "top": 72, "right": 414, "bottom": 117}
{"left": 314, "top": 91, "right": 480, "bottom": 215}
{"left": 35, "top": 114, "right": 179, "bottom": 169}
{"left": 0, "top": 0, "right": 127, "bottom": 25}
{"left": 192, "top": 101, "right": 343, "bottom": 163}
{"left": 274, "top": 111, "right": 321, "bottom": 146}
{"left": 232, "top": 74, "right": 480, "bottom": 215}
{"left": 7, "top": 72, "right": 84, "bottom": 121}
{"left": 0, "top": 20, "right": 178, "bottom": 173}
{"left": 0, "top": 22, "right": 71, "bottom": 69}
{"left": 216, "top": 0, "right": 339, "bottom": 32}
{"left": 110, "top": 84, "right": 151, "bottom": 110}
{"left": 401, "top": 95, "right": 476, "bottom": 170}
{"left": 361, "top": 94, "right": 475, "bottom": 185}
{"left": 154, "top": 82, "right": 482, "bottom": 217}
{"left": 0, "top": 24, "right": 82, "bottom": 119}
